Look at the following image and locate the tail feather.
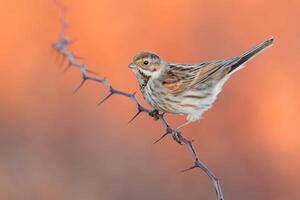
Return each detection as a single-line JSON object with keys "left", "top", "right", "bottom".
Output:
{"left": 228, "top": 37, "right": 274, "bottom": 73}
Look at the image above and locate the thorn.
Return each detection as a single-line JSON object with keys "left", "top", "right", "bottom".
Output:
{"left": 74, "top": 55, "right": 84, "bottom": 60}
{"left": 127, "top": 110, "right": 142, "bottom": 124}
{"left": 181, "top": 165, "right": 197, "bottom": 173}
{"left": 73, "top": 79, "right": 86, "bottom": 94}
{"left": 153, "top": 132, "right": 169, "bottom": 144}
{"left": 86, "top": 69, "right": 98, "bottom": 75}
{"left": 130, "top": 92, "right": 136, "bottom": 98}
{"left": 97, "top": 93, "right": 113, "bottom": 105}
{"left": 166, "top": 126, "right": 173, "bottom": 133}
{"left": 63, "top": 63, "right": 72, "bottom": 72}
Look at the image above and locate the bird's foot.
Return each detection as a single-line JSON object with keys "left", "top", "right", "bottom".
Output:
{"left": 148, "top": 109, "right": 160, "bottom": 120}
{"left": 171, "top": 129, "right": 184, "bottom": 145}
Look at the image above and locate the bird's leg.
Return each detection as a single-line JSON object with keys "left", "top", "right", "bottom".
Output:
{"left": 148, "top": 109, "right": 160, "bottom": 120}
{"left": 176, "top": 120, "right": 193, "bottom": 131}
{"left": 171, "top": 120, "right": 193, "bottom": 144}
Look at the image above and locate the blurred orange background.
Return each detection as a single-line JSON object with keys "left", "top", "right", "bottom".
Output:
{"left": 1, "top": 0, "right": 300, "bottom": 199}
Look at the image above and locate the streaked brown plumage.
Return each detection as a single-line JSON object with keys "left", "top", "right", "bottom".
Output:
{"left": 129, "top": 37, "right": 274, "bottom": 130}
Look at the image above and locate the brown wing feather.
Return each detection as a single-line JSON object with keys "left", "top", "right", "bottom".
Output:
{"left": 161, "top": 58, "right": 238, "bottom": 94}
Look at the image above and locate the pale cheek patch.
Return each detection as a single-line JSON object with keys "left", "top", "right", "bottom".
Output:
{"left": 138, "top": 68, "right": 153, "bottom": 77}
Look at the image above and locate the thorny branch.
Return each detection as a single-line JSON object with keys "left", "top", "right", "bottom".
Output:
{"left": 52, "top": 1, "right": 224, "bottom": 200}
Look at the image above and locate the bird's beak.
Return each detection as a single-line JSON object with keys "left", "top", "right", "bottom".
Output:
{"left": 128, "top": 62, "right": 135, "bottom": 69}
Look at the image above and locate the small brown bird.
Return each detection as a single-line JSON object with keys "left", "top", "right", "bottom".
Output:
{"left": 129, "top": 37, "right": 273, "bottom": 131}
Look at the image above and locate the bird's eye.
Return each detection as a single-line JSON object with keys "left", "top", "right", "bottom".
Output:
{"left": 143, "top": 60, "right": 149, "bottom": 65}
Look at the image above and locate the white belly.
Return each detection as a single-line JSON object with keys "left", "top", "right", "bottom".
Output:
{"left": 143, "top": 75, "right": 230, "bottom": 121}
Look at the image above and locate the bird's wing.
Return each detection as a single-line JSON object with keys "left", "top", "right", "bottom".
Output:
{"left": 161, "top": 38, "right": 274, "bottom": 95}
{"left": 161, "top": 58, "right": 239, "bottom": 94}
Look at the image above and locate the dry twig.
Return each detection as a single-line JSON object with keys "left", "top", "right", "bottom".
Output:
{"left": 52, "top": 1, "right": 224, "bottom": 199}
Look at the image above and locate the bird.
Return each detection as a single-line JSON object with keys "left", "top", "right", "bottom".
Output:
{"left": 128, "top": 37, "right": 274, "bottom": 135}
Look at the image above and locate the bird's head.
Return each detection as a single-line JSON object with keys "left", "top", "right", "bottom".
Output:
{"left": 129, "top": 52, "right": 164, "bottom": 79}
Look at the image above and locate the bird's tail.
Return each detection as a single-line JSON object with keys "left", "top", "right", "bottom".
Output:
{"left": 229, "top": 37, "right": 274, "bottom": 73}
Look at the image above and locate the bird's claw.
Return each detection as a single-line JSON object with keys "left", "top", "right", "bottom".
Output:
{"left": 148, "top": 110, "right": 160, "bottom": 120}
{"left": 171, "top": 129, "right": 184, "bottom": 145}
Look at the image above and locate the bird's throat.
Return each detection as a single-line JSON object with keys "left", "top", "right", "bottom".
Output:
{"left": 137, "top": 69, "right": 151, "bottom": 90}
